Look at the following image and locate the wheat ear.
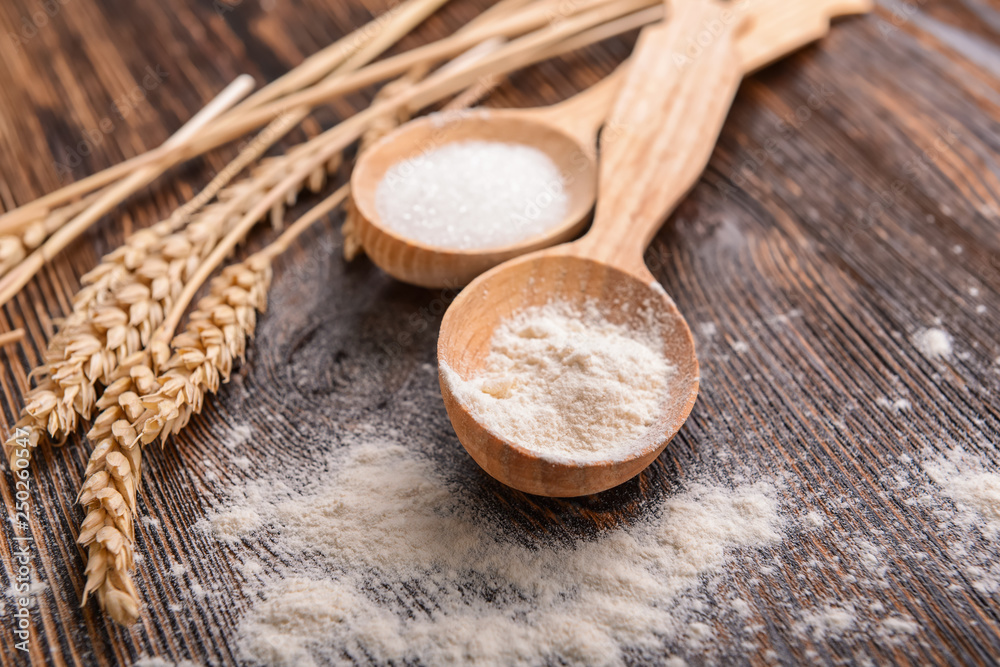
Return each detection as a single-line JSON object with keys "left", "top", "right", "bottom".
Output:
{"left": 78, "top": 187, "right": 346, "bottom": 625}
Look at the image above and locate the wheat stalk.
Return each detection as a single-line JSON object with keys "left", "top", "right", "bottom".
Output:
{"left": 0, "top": 194, "right": 101, "bottom": 277}
{"left": 77, "top": 186, "right": 346, "bottom": 625}
{"left": 0, "top": 329, "right": 25, "bottom": 347}
{"left": 73, "top": 36, "right": 514, "bottom": 622}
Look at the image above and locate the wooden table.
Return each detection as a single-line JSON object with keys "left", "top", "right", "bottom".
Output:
{"left": 1, "top": 0, "right": 999, "bottom": 664}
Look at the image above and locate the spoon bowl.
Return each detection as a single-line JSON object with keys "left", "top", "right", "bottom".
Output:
{"left": 351, "top": 107, "right": 601, "bottom": 288}
{"left": 438, "top": 251, "right": 700, "bottom": 496}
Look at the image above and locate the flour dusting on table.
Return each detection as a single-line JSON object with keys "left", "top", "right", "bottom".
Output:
{"left": 204, "top": 441, "right": 782, "bottom": 666}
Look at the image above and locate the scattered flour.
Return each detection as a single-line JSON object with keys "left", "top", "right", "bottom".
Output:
{"left": 729, "top": 340, "right": 750, "bottom": 353}
{"left": 877, "top": 616, "right": 920, "bottom": 643}
{"left": 912, "top": 327, "right": 952, "bottom": 360}
{"left": 442, "top": 302, "right": 674, "bottom": 462}
{"left": 224, "top": 423, "right": 253, "bottom": 450}
{"left": 922, "top": 447, "right": 1000, "bottom": 536}
{"left": 375, "top": 140, "right": 568, "bottom": 250}
{"left": 206, "top": 442, "right": 782, "bottom": 666}
{"left": 795, "top": 605, "right": 856, "bottom": 640}
{"left": 200, "top": 506, "right": 263, "bottom": 544}
{"left": 876, "top": 396, "right": 912, "bottom": 413}
{"left": 804, "top": 511, "right": 825, "bottom": 528}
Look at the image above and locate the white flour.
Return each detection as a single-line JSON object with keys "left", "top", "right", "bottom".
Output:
{"left": 912, "top": 327, "right": 953, "bottom": 359}
{"left": 207, "top": 442, "right": 782, "bottom": 666}
{"left": 187, "top": 430, "right": 1000, "bottom": 666}
{"left": 922, "top": 446, "right": 1000, "bottom": 536}
{"left": 442, "top": 302, "right": 674, "bottom": 461}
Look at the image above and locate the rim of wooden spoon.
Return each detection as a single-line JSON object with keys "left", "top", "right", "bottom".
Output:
{"left": 437, "top": 251, "right": 701, "bottom": 497}
{"left": 350, "top": 108, "right": 599, "bottom": 288}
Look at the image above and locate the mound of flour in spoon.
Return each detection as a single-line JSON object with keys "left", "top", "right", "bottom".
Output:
{"left": 375, "top": 140, "right": 568, "bottom": 250}
{"left": 442, "top": 301, "right": 674, "bottom": 461}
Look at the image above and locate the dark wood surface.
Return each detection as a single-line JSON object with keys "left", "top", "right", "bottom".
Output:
{"left": 1, "top": 0, "right": 1000, "bottom": 665}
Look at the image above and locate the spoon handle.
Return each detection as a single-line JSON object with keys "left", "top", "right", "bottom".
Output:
{"left": 535, "top": 67, "right": 626, "bottom": 146}
{"left": 571, "top": 0, "right": 745, "bottom": 279}
{"left": 739, "top": 0, "right": 872, "bottom": 73}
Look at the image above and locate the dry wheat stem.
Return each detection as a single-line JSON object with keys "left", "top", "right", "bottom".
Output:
{"left": 0, "top": 193, "right": 102, "bottom": 277}
{"left": 0, "top": 329, "right": 25, "bottom": 347}
{"left": 0, "top": 76, "right": 256, "bottom": 311}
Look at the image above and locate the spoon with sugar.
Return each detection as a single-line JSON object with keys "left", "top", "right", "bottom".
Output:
{"left": 351, "top": 0, "right": 871, "bottom": 289}
{"left": 436, "top": 0, "right": 873, "bottom": 497}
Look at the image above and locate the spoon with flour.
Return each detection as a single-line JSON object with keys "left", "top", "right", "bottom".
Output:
{"left": 351, "top": 0, "right": 871, "bottom": 289}
{"left": 438, "top": 0, "right": 876, "bottom": 497}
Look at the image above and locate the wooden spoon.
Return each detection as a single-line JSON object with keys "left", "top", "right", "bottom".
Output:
{"left": 437, "top": 0, "right": 747, "bottom": 497}
{"left": 350, "top": 73, "right": 617, "bottom": 288}
{"left": 351, "top": 0, "right": 871, "bottom": 289}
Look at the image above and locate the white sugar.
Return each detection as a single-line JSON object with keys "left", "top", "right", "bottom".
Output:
{"left": 375, "top": 140, "right": 568, "bottom": 250}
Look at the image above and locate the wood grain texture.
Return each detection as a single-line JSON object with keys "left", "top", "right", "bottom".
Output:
{"left": 0, "top": 0, "right": 999, "bottom": 665}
